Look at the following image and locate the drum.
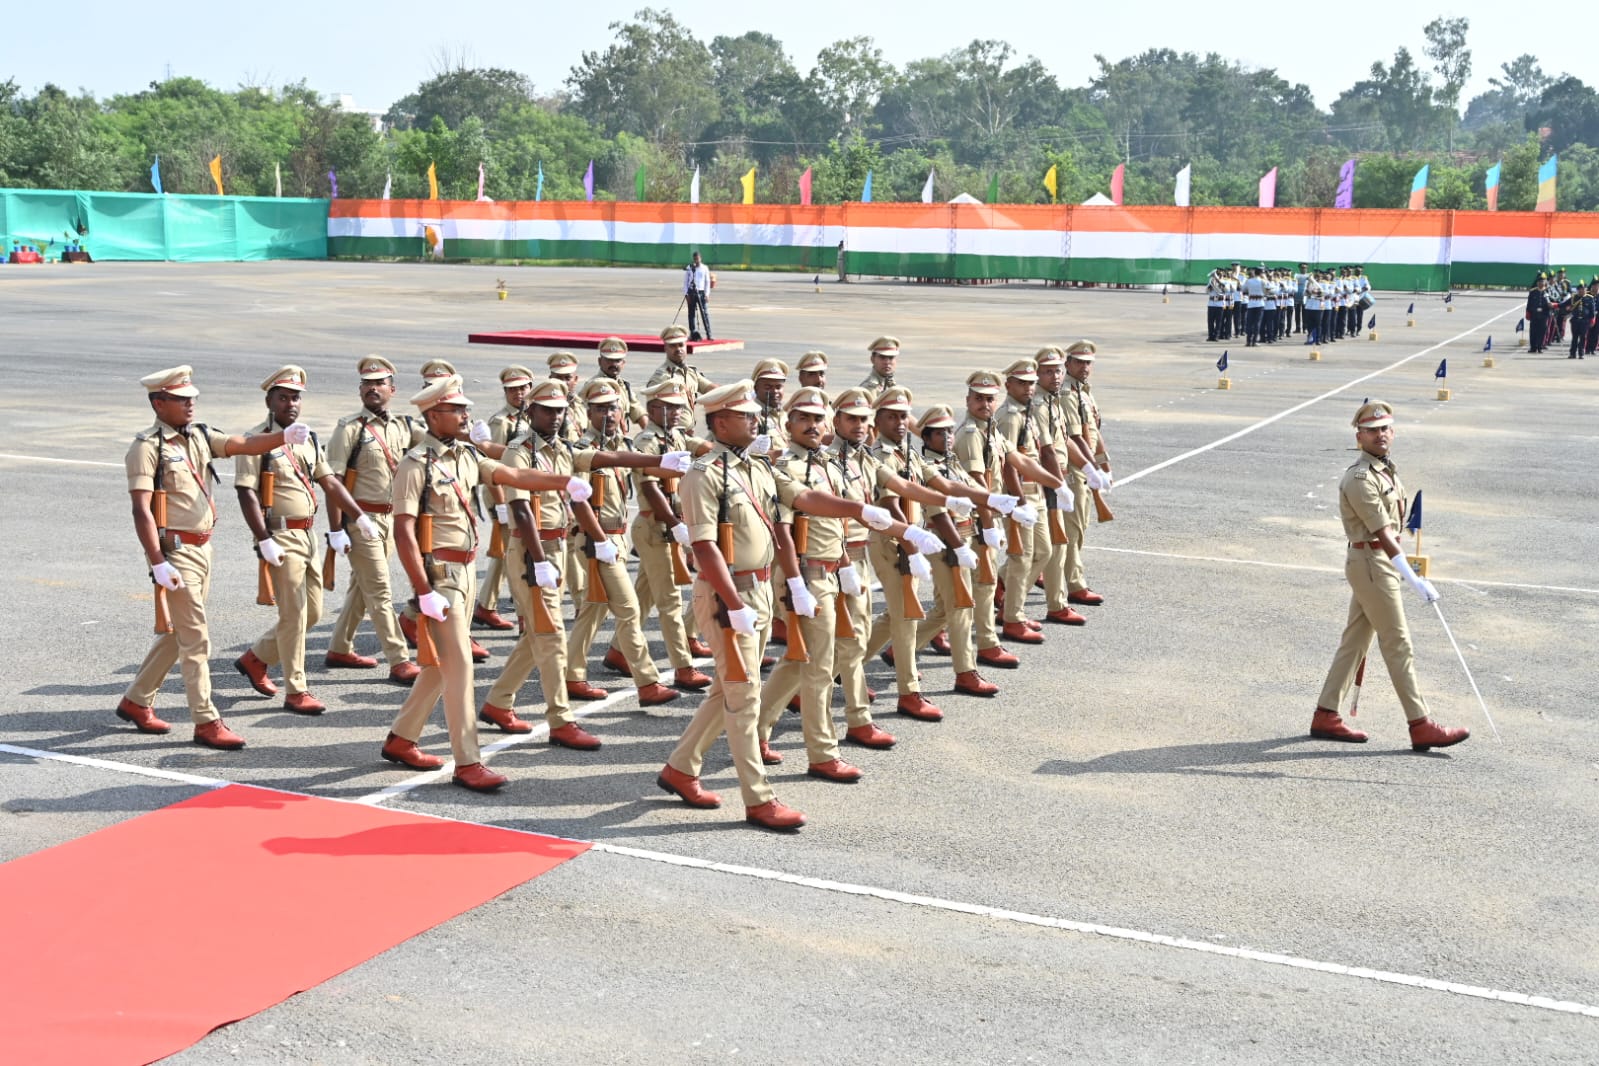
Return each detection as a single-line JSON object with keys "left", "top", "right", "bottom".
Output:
{"left": 1358, "top": 291, "right": 1375, "bottom": 310}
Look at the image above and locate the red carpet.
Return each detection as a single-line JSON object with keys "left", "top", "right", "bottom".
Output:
{"left": 468, "top": 328, "right": 745, "bottom": 354}
{"left": 0, "top": 784, "right": 588, "bottom": 1066}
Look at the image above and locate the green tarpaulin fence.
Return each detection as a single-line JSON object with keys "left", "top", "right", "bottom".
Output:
{"left": 0, "top": 190, "right": 327, "bottom": 262}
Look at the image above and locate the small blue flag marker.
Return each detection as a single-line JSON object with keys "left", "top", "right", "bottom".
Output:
{"left": 1406, "top": 490, "right": 1423, "bottom": 533}
{"left": 1482, "top": 336, "right": 1492, "bottom": 352}
{"left": 1216, "top": 350, "right": 1229, "bottom": 373}
{"left": 1407, "top": 302, "right": 1415, "bottom": 315}
{"left": 1435, "top": 358, "right": 1448, "bottom": 379}
{"left": 1368, "top": 315, "right": 1376, "bottom": 330}
{"left": 1515, "top": 318, "right": 1526, "bottom": 333}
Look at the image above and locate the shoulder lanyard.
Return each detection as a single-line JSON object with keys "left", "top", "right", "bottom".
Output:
{"left": 361, "top": 416, "right": 401, "bottom": 473}
{"left": 721, "top": 454, "right": 776, "bottom": 539}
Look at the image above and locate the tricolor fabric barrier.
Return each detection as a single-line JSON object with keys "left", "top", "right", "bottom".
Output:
{"left": 0, "top": 189, "right": 327, "bottom": 261}
{"left": 328, "top": 200, "right": 1599, "bottom": 291}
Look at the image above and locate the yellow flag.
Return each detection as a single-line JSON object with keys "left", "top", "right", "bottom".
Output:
{"left": 740, "top": 166, "right": 756, "bottom": 205}
{"left": 427, "top": 161, "right": 439, "bottom": 201}
{"left": 208, "top": 154, "right": 223, "bottom": 196}
{"left": 1043, "top": 164, "right": 1058, "bottom": 204}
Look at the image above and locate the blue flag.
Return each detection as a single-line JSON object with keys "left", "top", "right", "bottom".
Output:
{"left": 1406, "top": 491, "right": 1423, "bottom": 532}
{"left": 150, "top": 155, "right": 163, "bottom": 195}
{"left": 327, "top": 169, "right": 338, "bottom": 198}
{"left": 1515, "top": 317, "right": 1525, "bottom": 333}
{"left": 1435, "top": 358, "right": 1447, "bottom": 379}
{"left": 1444, "top": 292, "right": 1453, "bottom": 304}
{"left": 1368, "top": 315, "right": 1376, "bottom": 330}
{"left": 535, "top": 162, "right": 544, "bottom": 202}
{"left": 1483, "top": 336, "right": 1492, "bottom": 352}
{"left": 862, "top": 170, "right": 874, "bottom": 203}
{"left": 1216, "top": 350, "right": 1228, "bottom": 372}
{"left": 1407, "top": 302, "right": 1415, "bottom": 315}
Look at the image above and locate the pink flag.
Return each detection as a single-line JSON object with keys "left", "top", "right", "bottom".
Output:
{"left": 1110, "top": 164, "right": 1124, "bottom": 206}
{"left": 1258, "top": 167, "right": 1277, "bottom": 208}
{"left": 799, "top": 167, "right": 812, "bottom": 206}
{"left": 477, "top": 162, "right": 485, "bottom": 201}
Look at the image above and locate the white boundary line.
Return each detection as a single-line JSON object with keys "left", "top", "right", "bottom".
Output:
{"left": 1118, "top": 306, "right": 1519, "bottom": 488}
{"left": 4, "top": 740, "right": 1596, "bottom": 1020}
{"left": 0, "top": 453, "right": 123, "bottom": 468}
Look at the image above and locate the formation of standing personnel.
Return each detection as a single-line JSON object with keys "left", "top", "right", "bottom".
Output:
{"left": 1205, "top": 263, "right": 1370, "bottom": 346}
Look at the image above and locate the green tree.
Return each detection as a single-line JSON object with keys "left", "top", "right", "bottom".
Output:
{"left": 808, "top": 36, "right": 896, "bottom": 140}
{"left": 1422, "top": 16, "right": 1471, "bottom": 147}
{"left": 566, "top": 8, "right": 718, "bottom": 143}
{"left": 385, "top": 67, "right": 538, "bottom": 132}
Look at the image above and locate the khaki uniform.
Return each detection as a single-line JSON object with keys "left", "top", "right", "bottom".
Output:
{"left": 326, "top": 409, "right": 421, "bottom": 665}
{"left": 1061, "top": 381, "right": 1105, "bottom": 594}
{"left": 994, "top": 395, "right": 1050, "bottom": 623}
{"left": 567, "top": 428, "right": 662, "bottom": 686}
{"left": 476, "top": 402, "right": 529, "bottom": 612}
{"left": 123, "top": 419, "right": 229, "bottom": 724}
{"left": 754, "top": 405, "right": 789, "bottom": 457}
{"left": 484, "top": 429, "right": 594, "bottom": 726}
{"left": 603, "top": 374, "right": 646, "bottom": 427}
{"left": 237, "top": 418, "right": 332, "bottom": 696}
{"left": 1316, "top": 454, "right": 1431, "bottom": 721}
{"left": 1036, "top": 388, "right": 1076, "bottom": 613}
{"left": 388, "top": 433, "right": 504, "bottom": 764}
{"left": 647, "top": 361, "right": 715, "bottom": 405}
{"left": 824, "top": 438, "right": 885, "bottom": 729}
{"left": 914, "top": 444, "right": 982, "bottom": 675}
{"left": 863, "top": 439, "right": 938, "bottom": 695}
{"left": 624, "top": 422, "right": 707, "bottom": 670}
{"left": 857, "top": 370, "right": 895, "bottom": 404}
{"left": 953, "top": 416, "right": 1012, "bottom": 652}
{"left": 666, "top": 443, "right": 801, "bottom": 806}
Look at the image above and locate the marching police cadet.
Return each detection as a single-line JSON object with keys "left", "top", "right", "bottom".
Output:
{"left": 419, "top": 358, "right": 456, "bottom": 383}
{"left": 118, "top": 366, "right": 310, "bottom": 749}
{"left": 1309, "top": 402, "right": 1469, "bottom": 751}
{"left": 1060, "top": 342, "right": 1115, "bottom": 609}
{"left": 858, "top": 336, "right": 899, "bottom": 402}
{"left": 323, "top": 356, "right": 424, "bottom": 685}
{"left": 1206, "top": 269, "right": 1227, "bottom": 341}
{"left": 545, "top": 352, "right": 586, "bottom": 444}
{"left": 616, "top": 378, "right": 714, "bottom": 690}
{"left": 1527, "top": 275, "right": 1552, "bottom": 354}
{"left": 234, "top": 365, "right": 379, "bottom": 715}
{"left": 1033, "top": 347, "right": 1102, "bottom": 626}
{"left": 796, "top": 350, "right": 829, "bottom": 390}
{"left": 647, "top": 324, "right": 716, "bottom": 404}
{"left": 380, "top": 375, "right": 592, "bottom": 791}
{"left": 1294, "top": 262, "right": 1311, "bottom": 335}
{"left": 751, "top": 358, "right": 790, "bottom": 457}
{"left": 863, "top": 385, "right": 998, "bottom": 718}
{"left": 472, "top": 364, "right": 535, "bottom": 633}
{"left": 1229, "top": 262, "right": 1245, "bottom": 338}
{"left": 595, "top": 336, "right": 647, "bottom": 428}
{"left": 911, "top": 404, "right": 1000, "bottom": 698}
{"left": 478, "top": 379, "right": 689, "bottom": 742}
{"left": 567, "top": 378, "right": 683, "bottom": 708}
{"left": 1571, "top": 282, "right": 1594, "bottom": 359}
{"left": 657, "top": 381, "right": 898, "bottom": 829}
{"left": 993, "top": 357, "right": 1066, "bottom": 642}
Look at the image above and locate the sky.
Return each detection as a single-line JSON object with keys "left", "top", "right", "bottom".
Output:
{"left": 7, "top": 2, "right": 1554, "bottom": 117}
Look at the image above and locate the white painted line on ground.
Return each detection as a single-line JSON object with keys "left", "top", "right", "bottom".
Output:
{"left": 7, "top": 739, "right": 1597, "bottom": 1020}
{"left": 0, "top": 453, "right": 123, "bottom": 468}
{"left": 1118, "top": 306, "right": 1519, "bottom": 489}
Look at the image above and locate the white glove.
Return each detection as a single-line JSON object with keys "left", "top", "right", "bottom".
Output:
{"left": 838, "top": 564, "right": 863, "bottom": 596}
{"left": 907, "top": 552, "right": 932, "bottom": 580}
{"left": 566, "top": 476, "right": 592, "bottom": 502}
{"left": 593, "top": 539, "right": 619, "bottom": 564}
{"left": 748, "top": 434, "right": 772, "bottom": 457}
{"left": 727, "top": 604, "right": 759, "bottom": 635}
{"left": 905, "top": 525, "right": 943, "bottom": 556}
{"left": 1084, "top": 465, "right": 1110, "bottom": 492}
{"left": 257, "top": 538, "right": 285, "bottom": 567}
{"left": 326, "top": 530, "right": 352, "bottom": 556}
{"left": 660, "top": 450, "right": 693, "bottom": 473}
{"left": 982, "top": 526, "right": 1007, "bottom": 552}
{"left": 860, "top": 504, "right": 894, "bottom": 531}
{"left": 1012, "top": 503, "right": 1039, "bottom": 528}
{"left": 533, "top": 560, "right": 559, "bottom": 588}
{"left": 152, "top": 561, "right": 184, "bottom": 590}
{"left": 354, "top": 514, "right": 379, "bottom": 541}
{"left": 944, "top": 495, "right": 975, "bottom": 518}
{"left": 986, "top": 492, "right": 1019, "bottom": 516}
{"left": 1051, "top": 489, "right": 1075, "bottom": 513}
{"left": 417, "top": 590, "right": 449, "bottom": 621}
{"left": 1392, "top": 552, "right": 1440, "bottom": 604}
{"left": 954, "top": 545, "right": 978, "bottom": 570}
{"left": 1099, "top": 467, "right": 1114, "bottom": 490}
{"left": 786, "top": 576, "right": 818, "bottom": 618}
{"left": 469, "top": 420, "right": 493, "bottom": 444}
{"left": 282, "top": 422, "right": 311, "bottom": 445}
{"left": 494, "top": 503, "right": 511, "bottom": 525}
{"left": 670, "top": 522, "right": 691, "bottom": 545}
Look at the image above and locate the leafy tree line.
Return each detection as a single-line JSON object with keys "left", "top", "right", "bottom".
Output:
{"left": 4, "top": 9, "right": 1597, "bottom": 211}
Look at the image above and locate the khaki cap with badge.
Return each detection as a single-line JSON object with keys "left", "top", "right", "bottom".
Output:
{"left": 411, "top": 374, "right": 473, "bottom": 411}
{"left": 1034, "top": 346, "right": 1066, "bottom": 367}
{"left": 874, "top": 385, "right": 914, "bottom": 411}
{"left": 1065, "top": 340, "right": 1098, "bottom": 361}
{"left": 547, "top": 351, "right": 579, "bottom": 372}
{"left": 1352, "top": 400, "right": 1395, "bottom": 429}
{"left": 499, "top": 365, "right": 535, "bottom": 388}
{"left": 868, "top": 336, "right": 901, "bottom": 354}
{"left": 1002, "top": 358, "right": 1039, "bottom": 382}
{"left": 832, "top": 387, "right": 875, "bottom": 415}
{"left": 752, "top": 357, "right": 790, "bottom": 380}
{"left": 784, "top": 386, "right": 830, "bottom": 415}
{"left": 578, "top": 378, "right": 622, "bottom": 405}
{"left": 796, "top": 350, "right": 829, "bottom": 373}
{"left": 642, "top": 379, "right": 691, "bottom": 406}
{"left": 419, "top": 358, "right": 457, "bottom": 381}
{"left": 142, "top": 365, "right": 200, "bottom": 397}
{"left": 527, "top": 379, "right": 571, "bottom": 408}
{"left": 965, "top": 370, "right": 1004, "bottom": 395}
{"left": 359, "top": 356, "right": 397, "bottom": 380}
{"left": 597, "top": 336, "right": 629, "bottom": 356}
{"left": 262, "top": 365, "right": 309, "bottom": 392}
{"left": 915, "top": 404, "right": 956, "bottom": 434}
{"left": 660, "top": 324, "right": 689, "bottom": 343}
{"left": 699, "top": 379, "right": 762, "bottom": 415}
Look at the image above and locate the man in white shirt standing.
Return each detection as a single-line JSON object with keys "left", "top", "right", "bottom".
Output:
{"left": 684, "top": 251, "right": 712, "bottom": 341}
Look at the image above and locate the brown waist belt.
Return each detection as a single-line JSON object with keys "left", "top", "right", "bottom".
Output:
{"left": 596, "top": 527, "right": 626, "bottom": 537}
{"left": 953, "top": 520, "right": 974, "bottom": 537}
{"left": 1350, "top": 541, "right": 1383, "bottom": 550}
{"left": 800, "top": 557, "right": 843, "bottom": 573}
{"left": 799, "top": 561, "right": 839, "bottom": 581}
{"left": 162, "top": 529, "right": 212, "bottom": 548}
{"left": 731, "top": 566, "right": 771, "bottom": 591}
{"left": 266, "top": 516, "right": 315, "bottom": 531}
{"left": 357, "top": 501, "right": 393, "bottom": 514}
{"left": 432, "top": 547, "right": 475, "bottom": 564}
{"left": 844, "top": 543, "right": 867, "bottom": 564}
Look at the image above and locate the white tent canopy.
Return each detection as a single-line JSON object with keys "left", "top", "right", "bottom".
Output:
{"left": 948, "top": 192, "right": 983, "bottom": 204}
{"left": 1081, "top": 192, "right": 1115, "bottom": 205}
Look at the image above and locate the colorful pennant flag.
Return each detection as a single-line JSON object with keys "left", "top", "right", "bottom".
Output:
{"left": 275, "top": 162, "right": 282, "bottom": 198}
{"left": 635, "top": 165, "right": 647, "bottom": 202}
{"left": 798, "top": 167, "right": 811, "bottom": 206}
{"left": 583, "top": 160, "right": 594, "bottom": 202}
{"left": 1174, "top": 164, "right": 1191, "bottom": 207}
{"left": 208, "top": 154, "right": 223, "bottom": 196}
{"left": 1435, "top": 358, "right": 1447, "bottom": 379}
{"left": 1536, "top": 154, "right": 1558, "bottom": 212}
{"left": 328, "top": 169, "right": 338, "bottom": 198}
{"left": 987, "top": 173, "right": 999, "bottom": 204}
{"left": 427, "top": 161, "right": 439, "bottom": 201}
{"left": 535, "top": 162, "right": 544, "bottom": 202}
{"left": 1216, "top": 350, "right": 1228, "bottom": 373}
{"left": 1258, "top": 167, "right": 1277, "bottom": 208}
{"left": 1406, "top": 491, "right": 1423, "bottom": 532}
{"left": 1485, "top": 160, "right": 1501, "bottom": 212}
{"left": 862, "top": 170, "right": 873, "bottom": 203}
{"left": 689, "top": 165, "right": 700, "bottom": 204}
{"left": 1043, "top": 164, "right": 1058, "bottom": 204}
{"left": 1110, "top": 163, "right": 1125, "bottom": 206}
{"left": 740, "top": 166, "right": 756, "bottom": 205}
{"left": 477, "top": 162, "right": 487, "bottom": 202}
{"left": 150, "top": 156, "right": 162, "bottom": 195}
{"left": 921, "top": 168, "right": 935, "bottom": 204}
{"left": 381, "top": 172, "right": 392, "bottom": 200}
{"left": 1409, "top": 165, "right": 1429, "bottom": 210}
{"left": 1335, "top": 158, "right": 1355, "bottom": 209}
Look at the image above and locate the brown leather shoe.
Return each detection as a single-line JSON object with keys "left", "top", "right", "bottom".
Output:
{"left": 115, "top": 697, "right": 171, "bottom": 734}
{"left": 761, "top": 654, "right": 777, "bottom": 669}
{"left": 787, "top": 695, "right": 802, "bottom": 714}
{"left": 1409, "top": 717, "right": 1470, "bottom": 751}
{"left": 807, "top": 758, "right": 864, "bottom": 783}
{"left": 844, "top": 723, "right": 896, "bottom": 749}
{"left": 636, "top": 682, "right": 681, "bottom": 707}
{"left": 768, "top": 616, "right": 788, "bottom": 646}
{"left": 977, "top": 645, "right": 1021, "bottom": 669}
{"left": 745, "top": 799, "right": 806, "bottom": 831}
{"left": 380, "top": 732, "right": 445, "bottom": 769}
{"left": 896, "top": 693, "right": 944, "bottom": 721}
{"left": 1025, "top": 619, "right": 1043, "bottom": 632}
{"left": 954, "top": 670, "right": 1000, "bottom": 697}
{"left": 928, "top": 630, "right": 952, "bottom": 656}
{"left": 193, "top": 719, "right": 246, "bottom": 750}
{"left": 470, "top": 638, "right": 491, "bottom": 663}
{"left": 399, "top": 613, "right": 419, "bottom": 648}
{"left": 1310, "top": 707, "right": 1368, "bottom": 743}
{"left": 567, "top": 679, "right": 608, "bottom": 701}
{"left": 759, "top": 739, "right": 784, "bottom": 765}
{"left": 688, "top": 637, "right": 713, "bottom": 658}
{"left": 479, "top": 701, "right": 533, "bottom": 734}
{"left": 389, "top": 661, "right": 422, "bottom": 685}
{"left": 657, "top": 764, "right": 721, "bottom": 808}
{"left": 1001, "top": 621, "right": 1044, "bottom": 645}
{"left": 234, "top": 650, "right": 278, "bottom": 696}
{"left": 549, "top": 722, "right": 602, "bottom": 750}
{"left": 602, "top": 647, "right": 634, "bottom": 676}
{"left": 880, "top": 647, "right": 896, "bottom": 667}
{"left": 324, "top": 650, "right": 379, "bottom": 668}
{"left": 473, "top": 606, "right": 515, "bottom": 631}
{"left": 674, "top": 666, "right": 712, "bottom": 690}
{"left": 452, "top": 762, "right": 508, "bottom": 792}
{"left": 1045, "top": 607, "right": 1087, "bottom": 626}
{"left": 283, "top": 692, "right": 327, "bottom": 715}
{"left": 1068, "top": 588, "right": 1105, "bottom": 606}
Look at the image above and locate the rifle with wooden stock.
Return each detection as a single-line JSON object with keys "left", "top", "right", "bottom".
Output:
{"left": 149, "top": 446, "right": 174, "bottom": 635}
{"left": 713, "top": 461, "right": 750, "bottom": 683}
{"left": 661, "top": 460, "right": 693, "bottom": 586}
{"left": 255, "top": 466, "right": 277, "bottom": 606}
{"left": 522, "top": 497, "right": 560, "bottom": 635}
{"left": 583, "top": 469, "right": 609, "bottom": 604}
{"left": 780, "top": 581, "right": 810, "bottom": 663}
{"left": 412, "top": 512, "right": 440, "bottom": 667}
{"left": 324, "top": 464, "right": 359, "bottom": 591}
{"left": 893, "top": 545, "right": 927, "bottom": 620}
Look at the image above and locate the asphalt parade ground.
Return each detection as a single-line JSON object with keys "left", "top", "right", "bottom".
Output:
{"left": 2, "top": 261, "right": 1596, "bottom": 1064}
